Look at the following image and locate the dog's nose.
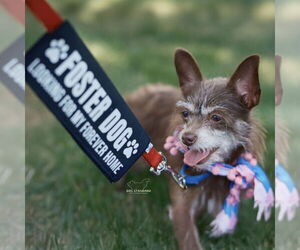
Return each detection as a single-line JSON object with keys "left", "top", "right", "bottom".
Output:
{"left": 181, "top": 132, "right": 197, "bottom": 146}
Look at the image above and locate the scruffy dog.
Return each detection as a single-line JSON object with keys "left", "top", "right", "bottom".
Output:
{"left": 126, "top": 49, "right": 265, "bottom": 250}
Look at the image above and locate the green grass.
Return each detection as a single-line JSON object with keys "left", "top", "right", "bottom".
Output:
{"left": 26, "top": 0, "right": 275, "bottom": 249}
{"left": 0, "top": 9, "right": 25, "bottom": 250}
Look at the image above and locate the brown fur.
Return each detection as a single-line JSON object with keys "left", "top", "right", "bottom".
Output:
{"left": 125, "top": 50, "right": 266, "bottom": 249}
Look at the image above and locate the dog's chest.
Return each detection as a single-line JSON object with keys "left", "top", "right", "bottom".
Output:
{"left": 194, "top": 176, "right": 229, "bottom": 215}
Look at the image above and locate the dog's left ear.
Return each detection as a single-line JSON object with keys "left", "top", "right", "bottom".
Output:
{"left": 174, "top": 48, "right": 203, "bottom": 98}
{"left": 228, "top": 55, "right": 261, "bottom": 109}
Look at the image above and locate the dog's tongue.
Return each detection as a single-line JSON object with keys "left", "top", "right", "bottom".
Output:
{"left": 184, "top": 150, "right": 210, "bottom": 166}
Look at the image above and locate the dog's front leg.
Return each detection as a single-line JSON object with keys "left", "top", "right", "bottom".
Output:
{"left": 169, "top": 182, "right": 203, "bottom": 250}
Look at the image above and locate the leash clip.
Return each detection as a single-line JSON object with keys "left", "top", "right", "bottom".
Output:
{"left": 150, "top": 152, "right": 187, "bottom": 189}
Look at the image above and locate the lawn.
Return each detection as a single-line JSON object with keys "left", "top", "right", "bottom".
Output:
{"left": 0, "top": 7, "right": 25, "bottom": 250}
{"left": 26, "top": 0, "right": 275, "bottom": 249}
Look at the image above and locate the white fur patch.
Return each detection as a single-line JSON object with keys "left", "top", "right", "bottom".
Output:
{"left": 194, "top": 127, "right": 229, "bottom": 150}
{"left": 199, "top": 192, "right": 206, "bottom": 207}
{"left": 176, "top": 100, "right": 195, "bottom": 112}
{"left": 235, "top": 119, "right": 250, "bottom": 131}
{"left": 168, "top": 205, "right": 173, "bottom": 220}
{"left": 180, "top": 126, "right": 240, "bottom": 170}
{"left": 189, "top": 198, "right": 199, "bottom": 219}
{"left": 201, "top": 105, "right": 224, "bottom": 115}
{"left": 207, "top": 199, "right": 216, "bottom": 214}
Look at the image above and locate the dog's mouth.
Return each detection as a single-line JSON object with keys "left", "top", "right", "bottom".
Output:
{"left": 183, "top": 147, "right": 218, "bottom": 166}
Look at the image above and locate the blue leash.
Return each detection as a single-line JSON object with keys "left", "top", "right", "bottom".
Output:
{"left": 179, "top": 164, "right": 212, "bottom": 185}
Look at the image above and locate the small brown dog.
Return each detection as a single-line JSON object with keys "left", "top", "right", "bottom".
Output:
{"left": 126, "top": 49, "right": 265, "bottom": 250}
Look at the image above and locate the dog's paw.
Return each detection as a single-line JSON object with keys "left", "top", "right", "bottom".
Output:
{"left": 45, "top": 39, "right": 69, "bottom": 64}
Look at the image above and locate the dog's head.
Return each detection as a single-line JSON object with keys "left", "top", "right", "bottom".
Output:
{"left": 174, "top": 49, "right": 261, "bottom": 169}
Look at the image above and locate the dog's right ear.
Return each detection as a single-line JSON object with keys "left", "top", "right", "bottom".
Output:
{"left": 174, "top": 48, "right": 203, "bottom": 98}
{"left": 275, "top": 55, "right": 283, "bottom": 106}
{"left": 228, "top": 55, "right": 261, "bottom": 109}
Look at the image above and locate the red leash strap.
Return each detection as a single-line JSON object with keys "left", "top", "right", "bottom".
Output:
{"left": 142, "top": 147, "right": 163, "bottom": 169}
{"left": 26, "top": 0, "right": 63, "bottom": 32}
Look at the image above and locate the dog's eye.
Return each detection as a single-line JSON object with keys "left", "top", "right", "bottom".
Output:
{"left": 211, "top": 114, "right": 222, "bottom": 122}
{"left": 182, "top": 111, "right": 189, "bottom": 119}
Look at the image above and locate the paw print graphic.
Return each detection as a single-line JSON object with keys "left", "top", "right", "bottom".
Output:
{"left": 123, "top": 139, "right": 139, "bottom": 159}
{"left": 45, "top": 39, "right": 69, "bottom": 64}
